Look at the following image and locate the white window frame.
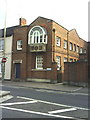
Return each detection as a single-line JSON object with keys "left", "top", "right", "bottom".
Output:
{"left": 73, "top": 44, "right": 76, "bottom": 52}
{"left": 70, "top": 59, "right": 73, "bottom": 62}
{"left": 84, "top": 49, "right": 86, "bottom": 53}
{"left": 0, "top": 39, "right": 4, "bottom": 51}
{"left": 64, "top": 57, "right": 68, "bottom": 62}
{"left": 28, "top": 26, "right": 47, "bottom": 44}
{"left": 77, "top": 45, "right": 79, "bottom": 53}
{"left": 56, "top": 36, "right": 61, "bottom": 46}
{"left": 69, "top": 42, "right": 73, "bottom": 51}
{"left": 56, "top": 56, "right": 61, "bottom": 70}
{"left": 36, "top": 55, "right": 43, "bottom": 69}
{"left": 17, "top": 40, "right": 22, "bottom": 50}
{"left": 80, "top": 47, "right": 83, "bottom": 53}
{"left": 64, "top": 40, "right": 67, "bottom": 49}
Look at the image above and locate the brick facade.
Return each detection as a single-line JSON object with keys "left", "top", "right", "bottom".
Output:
{"left": 11, "top": 17, "right": 88, "bottom": 83}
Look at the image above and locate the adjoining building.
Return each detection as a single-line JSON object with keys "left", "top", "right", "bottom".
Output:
{"left": 0, "top": 26, "right": 19, "bottom": 80}
{"left": 11, "top": 16, "right": 87, "bottom": 83}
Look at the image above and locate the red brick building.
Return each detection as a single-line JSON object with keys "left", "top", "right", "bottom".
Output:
{"left": 11, "top": 17, "right": 88, "bottom": 83}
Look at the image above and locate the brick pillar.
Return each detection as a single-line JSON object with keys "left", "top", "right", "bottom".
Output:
{"left": 51, "top": 62, "right": 57, "bottom": 83}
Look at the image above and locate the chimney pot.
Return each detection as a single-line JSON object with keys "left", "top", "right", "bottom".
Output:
{"left": 19, "top": 18, "right": 27, "bottom": 26}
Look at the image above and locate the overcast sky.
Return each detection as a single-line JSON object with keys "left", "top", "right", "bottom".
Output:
{"left": 0, "top": 0, "right": 89, "bottom": 41}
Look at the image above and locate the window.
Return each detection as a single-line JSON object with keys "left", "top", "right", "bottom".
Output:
{"left": 73, "top": 44, "right": 76, "bottom": 52}
{"left": 17, "top": 40, "right": 22, "bottom": 50}
{"left": 56, "top": 36, "right": 61, "bottom": 46}
{"left": 70, "top": 59, "right": 73, "bottom": 62}
{"left": 77, "top": 45, "right": 79, "bottom": 53}
{"left": 69, "top": 42, "right": 73, "bottom": 51}
{"left": 36, "top": 55, "right": 43, "bottom": 69}
{"left": 56, "top": 56, "right": 61, "bottom": 70}
{"left": 28, "top": 26, "right": 47, "bottom": 44}
{"left": 0, "top": 39, "right": 4, "bottom": 51}
{"left": 63, "top": 40, "right": 67, "bottom": 49}
{"left": 80, "top": 47, "right": 83, "bottom": 53}
{"left": 74, "top": 59, "right": 77, "bottom": 62}
{"left": 64, "top": 57, "right": 68, "bottom": 62}
{"left": 84, "top": 49, "right": 86, "bottom": 53}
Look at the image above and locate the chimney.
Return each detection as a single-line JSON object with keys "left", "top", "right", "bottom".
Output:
{"left": 19, "top": 18, "right": 27, "bottom": 26}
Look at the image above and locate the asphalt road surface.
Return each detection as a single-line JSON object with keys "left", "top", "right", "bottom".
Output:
{"left": 1, "top": 85, "right": 89, "bottom": 120}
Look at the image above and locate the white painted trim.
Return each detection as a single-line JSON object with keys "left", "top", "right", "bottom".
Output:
{"left": 0, "top": 100, "right": 37, "bottom": 106}
{"left": 48, "top": 108, "right": 77, "bottom": 114}
{"left": 17, "top": 96, "right": 89, "bottom": 111}
{"left": 0, "top": 106, "right": 80, "bottom": 119}
{"left": 28, "top": 26, "right": 47, "bottom": 44}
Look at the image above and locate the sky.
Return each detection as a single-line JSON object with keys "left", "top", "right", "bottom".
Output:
{"left": 0, "top": 0, "right": 89, "bottom": 41}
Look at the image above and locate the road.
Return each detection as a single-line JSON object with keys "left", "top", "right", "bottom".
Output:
{"left": 1, "top": 85, "right": 88, "bottom": 119}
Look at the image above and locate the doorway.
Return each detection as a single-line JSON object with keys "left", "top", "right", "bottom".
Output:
{"left": 15, "top": 63, "right": 20, "bottom": 78}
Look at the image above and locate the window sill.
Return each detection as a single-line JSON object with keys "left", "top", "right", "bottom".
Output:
{"left": 56, "top": 45, "right": 60, "bottom": 47}
{"left": 64, "top": 48, "right": 67, "bottom": 50}
{"left": 32, "top": 69, "right": 47, "bottom": 71}
{"left": 17, "top": 49, "right": 22, "bottom": 51}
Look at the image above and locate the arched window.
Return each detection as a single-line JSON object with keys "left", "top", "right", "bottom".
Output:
{"left": 28, "top": 26, "right": 47, "bottom": 44}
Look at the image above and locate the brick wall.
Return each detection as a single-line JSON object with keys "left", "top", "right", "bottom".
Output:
{"left": 63, "top": 61, "right": 88, "bottom": 86}
{"left": 12, "top": 26, "right": 28, "bottom": 80}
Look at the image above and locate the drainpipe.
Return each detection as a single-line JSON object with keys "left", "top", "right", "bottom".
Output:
{"left": 67, "top": 31, "right": 70, "bottom": 85}
{"left": 52, "top": 28, "right": 55, "bottom": 62}
{"left": 67, "top": 31, "right": 69, "bottom": 62}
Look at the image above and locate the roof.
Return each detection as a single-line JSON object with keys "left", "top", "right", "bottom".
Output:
{"left": 32, "top": 16, "right": 69, "bottom": 31}
{"left": 0, "top": 25, "right": 19, "bottom": 37}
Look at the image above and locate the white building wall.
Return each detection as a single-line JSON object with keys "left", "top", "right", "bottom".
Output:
{"left": 0, "top": 36, "right": 12, "bottom": 80}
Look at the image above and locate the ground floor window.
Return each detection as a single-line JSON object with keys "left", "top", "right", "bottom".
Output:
{"left": 70, "top": 58, "right": 73, "bottom": 62}
{"left": 64, "top": 57, "right": 68, "bottom": 62}
{"left": 36, "top": 55, "right": 43, "bottom": 69}
{"left": 56, "top": 56, "right": 61, "bottom": 70}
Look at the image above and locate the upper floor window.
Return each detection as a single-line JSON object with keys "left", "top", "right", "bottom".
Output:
{"left": 69, "top": 42, "right": 73, "bottom": 51}
{"left": 56, "top": 36, "right": 61, "bottom": 46}
{"left": 80, "top": 47, "right": 83, "bottom": 53}
{"left": 73, "top": 44, "right": 76, "bottom": 52}
{"left": 77, "top": 45, "right": 79, "bottom": 53}
{"left": 0, "top": 39, "right": 4, "bottom": 51}
{"left": 84, "top": 49, "right": 86, "bottom": 53}
{"left": 64, "top": 40, "right": 67, "bottom": 49}
{"left": 17, "top": 40, "right": 22, "bottom": 50}
{"left": 28, "top": 26, "right": 47, "bottom": 44}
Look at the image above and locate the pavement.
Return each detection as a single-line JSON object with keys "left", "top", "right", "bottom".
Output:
{"left": 0, "top": 90, "right": 13, "bottom": 103}
{"left": 0, "top": 80, "right": 89, "bottom": 94}
{"left": 0, "top": 91, "right": 10, "bottom": 97}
